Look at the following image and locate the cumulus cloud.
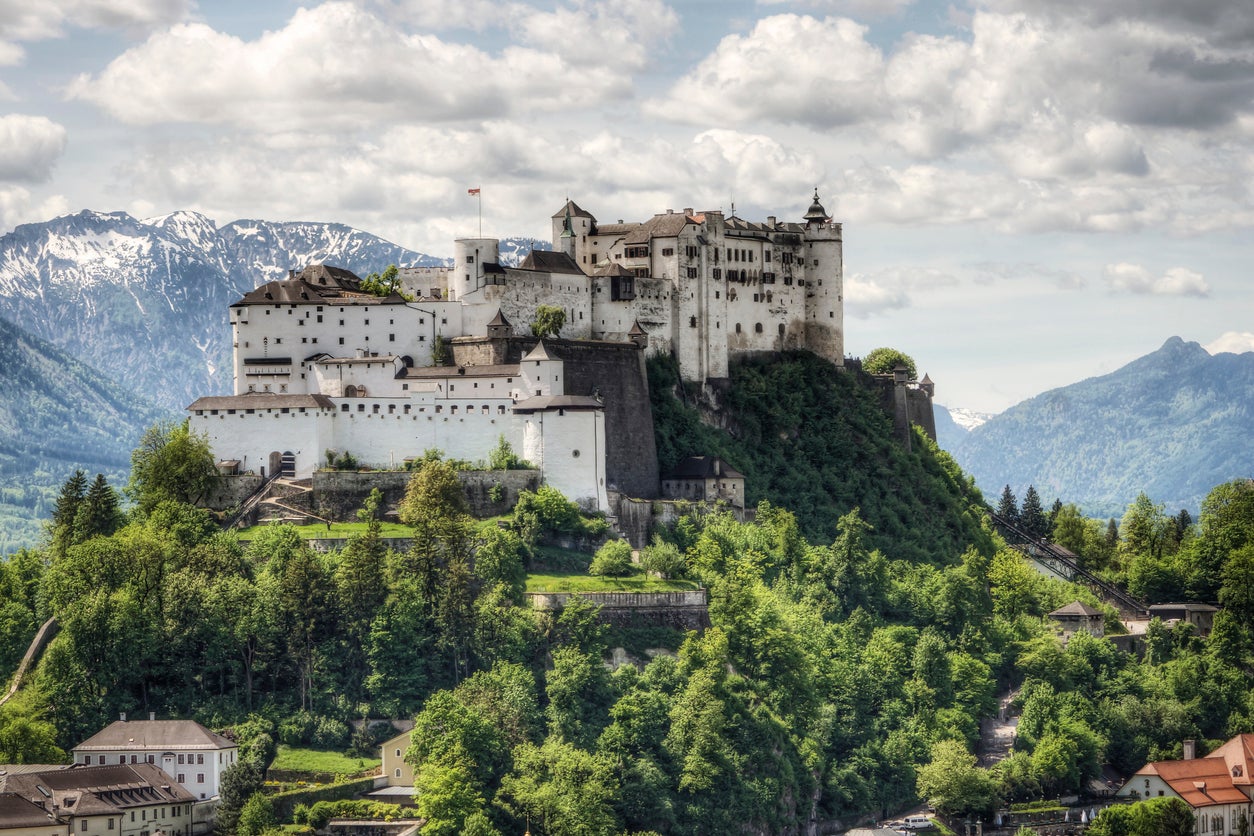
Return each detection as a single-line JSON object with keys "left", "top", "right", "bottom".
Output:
{"left": 518, "top": 0, "right": 678, "bottom": 71}
{"left": 66, "top": 2, "right": 634, "bottom": 128}
{"left": 1205, "top": 331, "right": 1254, "bottom": 354}
{"left": 648, "top": 15, "right": 887, "bottom": 127}
{"left": 0, "top": 186, "right": 69, "bottom": 230}
{"left": 0, "top": 0, "right": 190, "bottom": 62}
{"left": 844, "top": 272, "right": 912, "bottom": 318}
{"left": 0, "top": 115, "right": 68, "bottom": 183}
{"left": 756, "top": 0, "right": 916, "bottom": 17}
{"left": 1104, "top": 263, "right": 1210, "bottom": 297}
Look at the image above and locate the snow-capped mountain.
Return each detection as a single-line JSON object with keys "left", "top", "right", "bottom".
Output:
{"left": 0, "top": 210, "right": 443, "bottom": 411}
{"left": 944, "top": 406, "right": 995, "bottom": 432}
{"left": 498, "top": 237, "right": 552, "bottom": 267}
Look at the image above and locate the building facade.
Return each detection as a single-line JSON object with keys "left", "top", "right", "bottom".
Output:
{"left": 3, "top": 765, "right": 197, "bottom": 836}
{"left": 190, "top": 194, "right": 842, "bottom": 505}
{"left": 72, "top": 720, "right": 237, "bottom": 802}
{"left": 1117, "top": 735, "right": 1254, "bottom": 833}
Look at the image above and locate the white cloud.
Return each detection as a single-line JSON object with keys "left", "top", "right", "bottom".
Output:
{"left": 0, "top": 186, "right": 69, "bottom": 230}
{"left": 648, "top": 14, "right": 887, "bottom": 127}
{"left": 757, "top": 0, "right": 916, "bottom": 17}
{"left": 845, "top": 272, "right": 912, "bottom": 318}
{"left": 518, "top": 0, "right": 677, "bottom": 71}
{"left": 0, "top": 0, "right": 190, "bottom": 63}
{"left": 0, "top": 115, "right": 68, "bottom": 182}
{"left": 1205, "top": 331, "right": 1254, "bottom": 354}
{"left": 1104, "top": 262, "right": 1210, "bottom": 297}
{"left": 67, "top": 2, "right": 632, "bottom": 129}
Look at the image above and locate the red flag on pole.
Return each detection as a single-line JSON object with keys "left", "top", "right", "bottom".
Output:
{"left": 467, "top": 188, "right": 480, "bottom": 195}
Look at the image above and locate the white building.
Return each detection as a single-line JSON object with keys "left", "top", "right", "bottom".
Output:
{"left": 72, "top": 720, "right": 237, "bottom": 802}
{"left": 188, "top": 194, "right": 842, "bottom": 507}
{"left": 1116, "top": 735, "right": 1254, "bottom": 833}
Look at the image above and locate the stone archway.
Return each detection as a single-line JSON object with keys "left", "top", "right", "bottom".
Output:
{"left": 268, "top": 451, "right": 282, "bottom": 477}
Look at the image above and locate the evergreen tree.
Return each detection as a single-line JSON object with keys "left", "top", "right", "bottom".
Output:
{"left": 1020, "top": 486, "right": 1048, "bottom": 539}
{"left": 49, "top": 470, "right": 87, "bottom": 556}
{"left": 72, "top": 474, "right": 122, "bottom": 543}
{"left": 1048, "top": 498, "right": 1063, "bottom": 531}
{"left": 996, "top": 485, "right": 1019, "bottom": 523}
{"left": 1105, "top": 518, "right": 1119, "bottom": 550}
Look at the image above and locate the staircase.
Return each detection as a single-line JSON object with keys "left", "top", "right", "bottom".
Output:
{"left": 990, "top": 511, "right": 1149, "bottom": 617}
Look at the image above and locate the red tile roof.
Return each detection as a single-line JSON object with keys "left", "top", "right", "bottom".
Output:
{"left": 1134, "top": 735, "right": 1254, "bottom": 807}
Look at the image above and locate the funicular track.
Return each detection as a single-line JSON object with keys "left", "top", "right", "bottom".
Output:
{"left": 990, "top": 511, "right": 1148, "bottom": 617}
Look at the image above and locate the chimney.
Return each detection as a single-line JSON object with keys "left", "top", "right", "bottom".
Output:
{"left": 149, "top": 712, "right": 156, "bottom": 721}
{"left": 683, "top": 208, "right": 693, "bottom": 216}
{"left": 767, "top": 215, "right": 776, "bottom": 227}
{"left": 1184, "top": 739, "right": 1196, "bottom": 760}
{"left": 120, "top": 712, "right": 126, "bottom": 722}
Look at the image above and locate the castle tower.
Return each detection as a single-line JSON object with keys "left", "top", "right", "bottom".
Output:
{"left": 520, "top": 340, "right": 563, "bottom": 398}
{"left": 559, "top": 204, "right": 576, "bottom": 261}
{"left": 800, "top": 188, "right": 844, "bottom": 365}
{"left": 452, "top": 237, "right": 499, "bottom": 301}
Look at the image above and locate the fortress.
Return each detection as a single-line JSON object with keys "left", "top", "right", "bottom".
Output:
{"left": 188, "top": 192, "right": 847, "bottom": 510}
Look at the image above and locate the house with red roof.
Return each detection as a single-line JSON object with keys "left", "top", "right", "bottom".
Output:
{"left": 1116, "top": 735, "right": 1254, "bottom": 834}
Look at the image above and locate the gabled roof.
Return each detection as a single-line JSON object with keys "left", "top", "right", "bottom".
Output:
{"left": 5, "top": 764, "right": 196, "bottom": 817}
{"left": 523, "top": 341, "right": 559, "bottom": 362}
{"left": 1129, "top": 734, "right": 1254, "bottom": 808}
{"left": 622, "top": 212, "right": 695, "bottom": 244}
{"left": 551, "top": 200, "right": 594, "bottom": 220}
{"left": 233, "top": 264, "right": 407, "bottom": 306}
{"left": 628, "top": 320, "right": 647, "bottom": 337}
{"left": 663, "top": 456, "right": 744, "bottom": 481}
{"left": 1049, "top": 601, "right": 1104, "bottom": 617}
{"left": 487, "top": 309, "right": 511, "bottom": 328}
{"left": 75, "top": 720, "right": 236, "bottom": 753}
{"left": 592, "top": 262, "right": 635, "bottom": 277}
{"left": 518, "top": 250, "right": 584, "bottom": 275}
{"left": 187, "top": 394, "right": 335, "bottom": 411}
{"left": 0, "top": 792, "right": 60, "bottom": 828}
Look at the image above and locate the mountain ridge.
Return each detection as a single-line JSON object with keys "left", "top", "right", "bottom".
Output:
{"left": 950, "top": 336, "right": 1254, "bottom": 516}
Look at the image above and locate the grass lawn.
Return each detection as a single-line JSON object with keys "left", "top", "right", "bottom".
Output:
{"left": 236, "top": 521, "right": 415, "bottom": 541}
{"left": 525, "top": 571, "right": 699, "bottom": 594}
{"left": 270, "top": 745, "right": 380, "bottom": 775}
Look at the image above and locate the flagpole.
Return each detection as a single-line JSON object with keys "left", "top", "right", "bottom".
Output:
{"left": 478, "top": 190, "right": 482, "bottom": 238}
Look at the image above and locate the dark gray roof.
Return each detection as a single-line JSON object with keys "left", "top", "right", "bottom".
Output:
{"left": 551, "top": 200, "right": 594, "bottom": 220}
{"left": 487, "top": 309, "right": 511, "bottom": 328}
{"left": 1050, "top": 601, "right": 1104, "bottom": 617}
{"left": 186, "top": 394, "right": 335, "bottom": 411}
{"left": 518, "top": 250, "right": 584, "bottom": 275}
{"left": 592, "top": 262, "right": 635, "bottom": 277}
{"left": 1149, "top": 602, "right": 1219, "bottom": 613}
{"left": 663, "top": 456, "right": 744, "bottom": 480}
{"left": 512, "top": 395, "right": 602, "bottom": 413}
{"left": 75, "top": 720, "right": 236, "bottom": 752}
{"left": 0, "top": 792, "right": 60, "bottom": 828}
{"left": 5, "top": 764, "right": 196, "bottom": 816}
{"left": 233, "top": 264, "right": 407, "bottom": 307}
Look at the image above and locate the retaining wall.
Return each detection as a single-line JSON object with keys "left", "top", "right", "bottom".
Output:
{"left": 527, "top": 589, "right": 709, "bottom": 629}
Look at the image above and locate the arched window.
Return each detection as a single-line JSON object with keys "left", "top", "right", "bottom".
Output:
{"left": 754, "top": 323, "right": 763, "bottom": 333}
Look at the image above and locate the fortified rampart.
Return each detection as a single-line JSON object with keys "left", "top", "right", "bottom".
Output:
{"left": 451, "top": 335, "right": 659, "bottom": 497}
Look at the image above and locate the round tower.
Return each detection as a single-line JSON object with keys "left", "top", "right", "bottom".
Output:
{"left": 452, "top": 238, "right": 499, "bottom": 301}
{"left": 800, "top": 189, "right": 844, "bottom": 366}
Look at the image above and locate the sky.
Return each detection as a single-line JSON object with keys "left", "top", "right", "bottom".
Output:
{"left": 0, "top": 0, "right": 1252, "bottom": 413}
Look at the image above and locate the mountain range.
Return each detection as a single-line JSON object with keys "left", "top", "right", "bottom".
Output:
{"left": 943, "top": 337, "right": 1254, "bottom": 517}
{"left": 0, "top": 207, "right": 1247, "bottom": 549}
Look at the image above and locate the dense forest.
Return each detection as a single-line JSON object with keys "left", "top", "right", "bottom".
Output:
{"left": 1, "top": 356, "right": 1252, "bottom": 836}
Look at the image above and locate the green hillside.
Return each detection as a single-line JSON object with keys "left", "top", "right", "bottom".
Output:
{"left": 650, "top": 351, "right": 993, "bottom": 563}
{"left": 0, "top": 316, "right": 172, "bottom": 552}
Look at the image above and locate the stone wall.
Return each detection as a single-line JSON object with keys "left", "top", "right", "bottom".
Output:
{"left": 310, "top": 469, "right": 540, "bottom": 520}
{"left": 205, "top": 474, "right": 266, "bottom": 511}
{"left": 527, "top": 589, "right": 709, "bottom": 630}
{"left": 452, "top": 336, "right": 659, "bottom": 498}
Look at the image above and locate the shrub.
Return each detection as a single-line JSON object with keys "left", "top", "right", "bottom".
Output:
{"left": 311, "top": 716, "right": 351, "bottom": 749}
{"left": 641, "top": 537, "right": 686, "bottom": 578}
{"left": 589, "top": 539, "right": 633, "bottom": 576}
